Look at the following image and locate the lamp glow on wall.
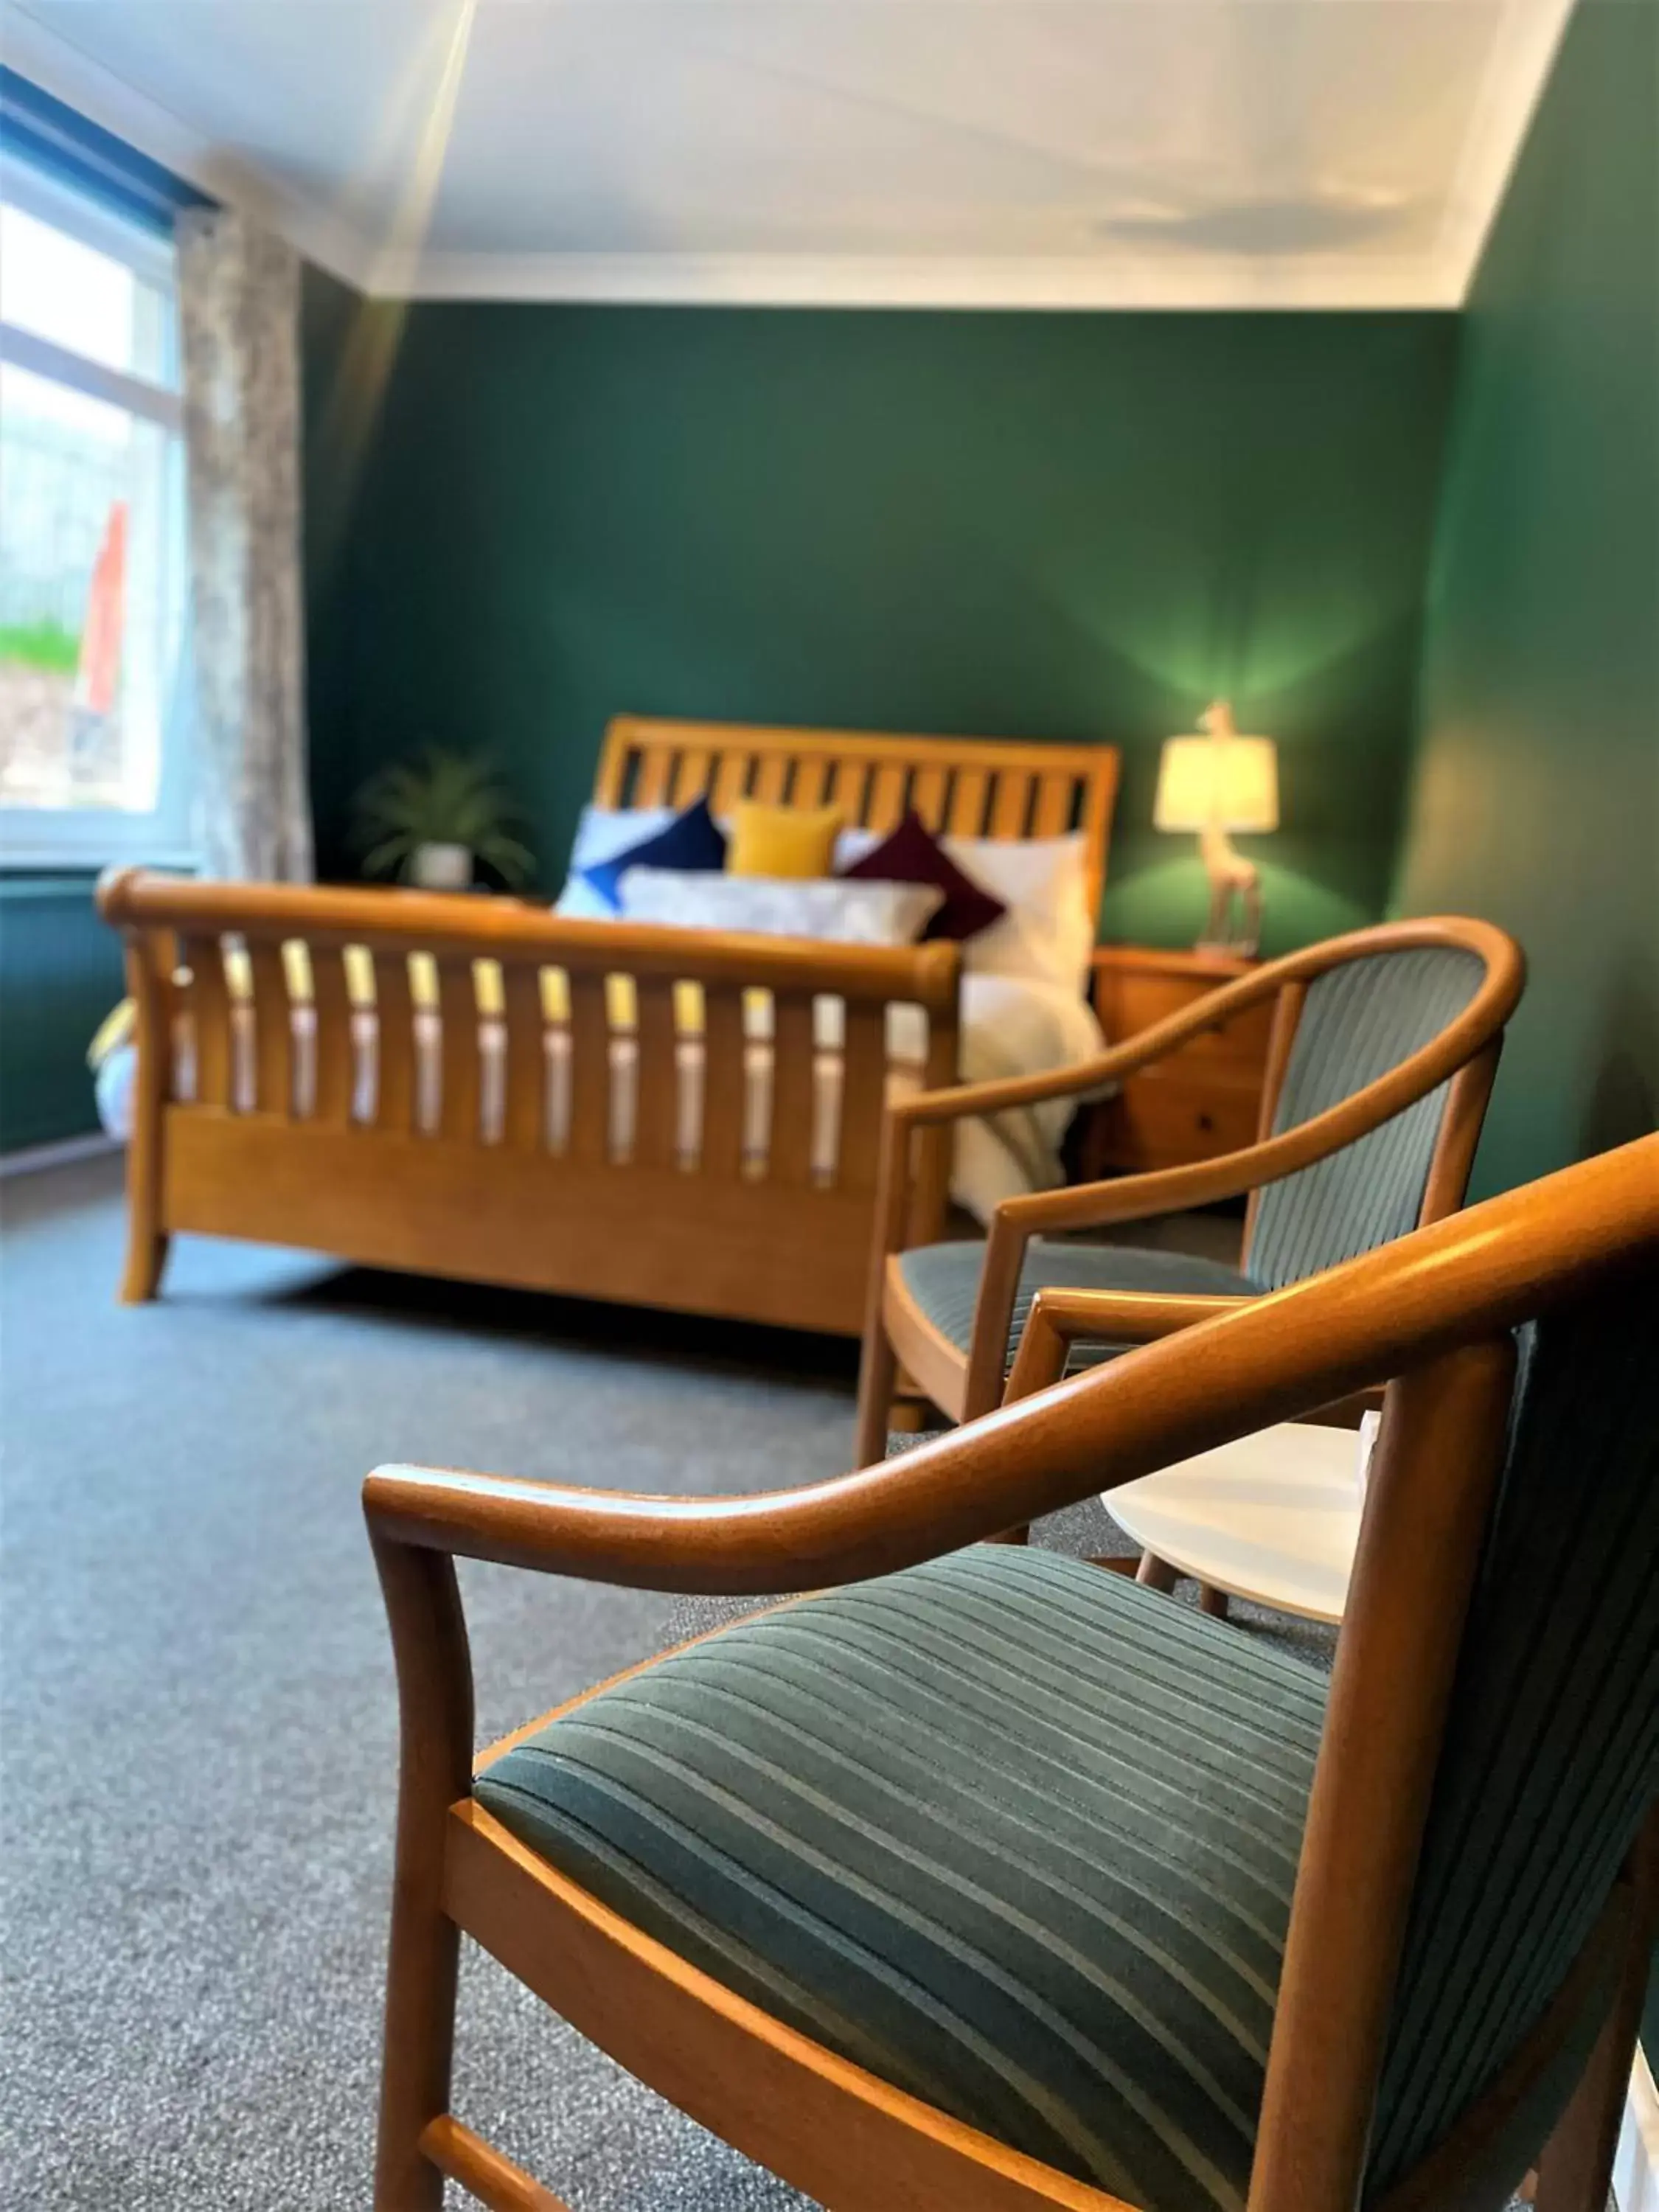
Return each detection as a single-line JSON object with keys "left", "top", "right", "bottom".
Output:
{"left": 1154, "top": 701, "right": 1279, "bottom": 956}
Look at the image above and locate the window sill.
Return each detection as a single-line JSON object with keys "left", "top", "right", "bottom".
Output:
{"left": 0, "top": 849, "right": 198, "bottom": 876}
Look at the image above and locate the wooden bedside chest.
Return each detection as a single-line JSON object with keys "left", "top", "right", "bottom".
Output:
{"left": 1081, "top": 945, "right": 1276, "bottom": 1176}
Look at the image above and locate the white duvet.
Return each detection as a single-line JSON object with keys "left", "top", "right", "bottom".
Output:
{"left": 930, "top": 974, "right": 1106, "bottom": 1218}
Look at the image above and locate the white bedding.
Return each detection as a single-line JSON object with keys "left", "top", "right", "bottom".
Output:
{"left": 939, "top": 974, "right": 1107, "bottom": 1217}
{"left": 125, "top": 967, "right": 1105, "bottom": 1225}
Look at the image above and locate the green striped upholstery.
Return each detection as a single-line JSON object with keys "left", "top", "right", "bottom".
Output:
{"left": 476, "top": 1283, "right": 1657, "bottom": 2210}
{"left": 1367, "top": 1284, "right": 1659, "bottom": 2193}
{"left": 897, "top": 1241, "right": 1254, "bottom": 1371}
{"left": 1245, "top": 947, "right": 1486, "bottom": 1290}
{"left": 478, "top": 1550, "right": 1324, "bottom": 2212}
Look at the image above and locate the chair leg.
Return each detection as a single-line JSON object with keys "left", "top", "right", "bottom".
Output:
{"left": 1135, "top": 1551, "right": 1178, "bottom": 1593}
{"left": 370, "top": 1539, "right": 476, "bottom": 2212}
{"left": 374, "top": 1856, "right": 461, "bottom": 2212}
{"left": 1198, "top": 1583, "right": 1231, "bottom": 1621}
{"left": 1534, "top": 1807, "right": 1658, "bottom": 2212}
{"left": 118, "top": 998, "right": 168, "bottom": 1304}
{"left": 119, "top": 1225, "right": 170, "bottom": 1304}
{"left": 854, "top": 1312, "right": 900, "bottom": 1468}
{"left": 887, "top": 1392, "right": 930, "bottom": 1437}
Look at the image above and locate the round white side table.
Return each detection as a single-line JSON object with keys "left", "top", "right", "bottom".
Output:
{"left": 1106, "top": 1422, "right": 1364, "bottom": 1624}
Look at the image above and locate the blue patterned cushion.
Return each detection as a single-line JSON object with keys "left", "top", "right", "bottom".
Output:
{"left": 582, "top": 796, "right": 726, "bottom": 911}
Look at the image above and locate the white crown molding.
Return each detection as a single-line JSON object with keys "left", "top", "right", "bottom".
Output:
{"left": 380, "top": 248, "right": 1462, "bottom": 312}
{"left": 1434, "top": 0, "right": 1576, "bottom": 294}
{"left": 0, "top": 3, "right": 376, "bottom": 289}
{"left": 2, "top": 0, "right": 1570, "bottom": 314}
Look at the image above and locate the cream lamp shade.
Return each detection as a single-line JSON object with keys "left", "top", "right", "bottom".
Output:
{"left": 1154, "top": 701, "right": 1279, "bottom": 955}
{"left": 1153, "top": 732, "right": 1279, "bottom": 833}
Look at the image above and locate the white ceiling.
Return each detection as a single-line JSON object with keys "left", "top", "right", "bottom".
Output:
{"left": 1, "top": 1, "right": 1575, "bottom": 307}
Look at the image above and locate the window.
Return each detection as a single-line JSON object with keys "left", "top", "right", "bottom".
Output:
{"left": 0, "top": 155, "right": 189, "bottom": 863}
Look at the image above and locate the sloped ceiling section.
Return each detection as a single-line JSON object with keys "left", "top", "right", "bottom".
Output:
{"left": 1, "top": 0, "right": 1574, "bottom": 307}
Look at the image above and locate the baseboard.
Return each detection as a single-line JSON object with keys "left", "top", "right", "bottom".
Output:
{"left": 1615, "top": 2048, "right": 1659, "bottom": 2212}
{"left": 0, "top": 1131, "right": 121, "bottom": 1178}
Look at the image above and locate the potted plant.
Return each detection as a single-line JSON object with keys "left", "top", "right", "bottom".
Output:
{"left": 352, "top": 748, "right": 534, "bottom": 891}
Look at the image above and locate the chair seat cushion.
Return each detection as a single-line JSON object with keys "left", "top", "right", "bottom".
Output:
{"left": 897, "top": 1239, "right": 1256, "bottom": 1370}
{"left": 474, "top": 1546, "right": 1326, "bottom": 2212}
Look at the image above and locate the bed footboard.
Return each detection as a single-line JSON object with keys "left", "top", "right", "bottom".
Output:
{"left": 95, "top": 872, "right": 961, "bottom": 1337}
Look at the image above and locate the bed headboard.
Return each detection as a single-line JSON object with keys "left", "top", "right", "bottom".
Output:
{"left": 593, "top": 716, "right": 1121, "bottom": 918}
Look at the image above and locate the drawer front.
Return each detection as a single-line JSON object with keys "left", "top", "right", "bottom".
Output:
{"left": 1099, "top": 1067, "right": 1265, "bottom": 1172}
{"left": 1096, "top": 971, "right": 1275, "bottom": 1066}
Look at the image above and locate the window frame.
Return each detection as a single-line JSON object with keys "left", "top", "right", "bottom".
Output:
{"left": 0, "top": 153, "right": 194, "bottom": 869}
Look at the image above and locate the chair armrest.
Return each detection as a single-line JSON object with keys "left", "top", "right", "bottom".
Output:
{"left": 955, "top": 1134, "right": 1297, "bottom": 1418}
{"left": 364, "top": 1130, "right": 1657, "bottom": 1597}
{"left": 868, "top": 987, "right": 1288, "bottom": 1299}
{"left": 871, "top": 916, "right": 1523, "bottom": 1279}
{"left": 1004, "top": 1288, "right": 1251, "bottom": 1402}
{"left": 888, "top": 964, "right": 1284, "bottom": 1133}
{"left": 973, "top": 1150, "right": 1293, "bottom": 1287}
{"left": 1002, "top": 1285, "right": 1380, "bottom": 1427}
{"left": 931, "top": 976, "right": 1510, "bottom": 1419}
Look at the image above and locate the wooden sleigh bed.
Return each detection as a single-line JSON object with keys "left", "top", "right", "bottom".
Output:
{"left": 97, "top": 718, "right": 1119, "bottom": 1337}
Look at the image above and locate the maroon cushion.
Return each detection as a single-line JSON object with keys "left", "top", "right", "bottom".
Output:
{"left": 838, "top": 811, "right": 1006, "bottom": 942}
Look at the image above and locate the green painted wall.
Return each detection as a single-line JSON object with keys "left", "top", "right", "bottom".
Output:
{"left": 0, "top": 874, "right": 122, "bottom": 1152}
{"left": 1391, "top": 0, "right": 1658, "bottom": 1201}
{"left": 307, "top": 305, "right": 1458, "bottom": 954}
{"left": 2, "top": 292, "right": 1460, "bottom": 1153}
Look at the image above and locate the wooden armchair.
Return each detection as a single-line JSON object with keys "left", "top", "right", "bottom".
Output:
{"left": 365, "top": 1132, "right": 1658, "bottom": 2212}
{"left": 855, "top": 917, "right": 1525, "bottom": 1467}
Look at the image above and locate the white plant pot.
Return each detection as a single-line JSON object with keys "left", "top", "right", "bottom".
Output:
{"left": 411, "top": 841, "right": 473, "bottom": 891}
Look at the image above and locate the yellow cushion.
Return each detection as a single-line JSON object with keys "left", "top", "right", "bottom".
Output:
{"left": 726, "top": 800, "right": 843, "bottom": 880}
{"left": 87, "top": 998, "right": 136, "bottom": 1070}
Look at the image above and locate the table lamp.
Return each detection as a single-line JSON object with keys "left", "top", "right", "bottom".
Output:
{"left": 1153, "top": 700, "right": 1279, "bottom": 956}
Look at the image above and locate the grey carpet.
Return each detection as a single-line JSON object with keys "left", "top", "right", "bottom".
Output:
{"left": 0, "top": 1160, "right": 1525, "bottom": 2211}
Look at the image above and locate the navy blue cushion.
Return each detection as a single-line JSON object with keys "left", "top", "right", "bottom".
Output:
{"left": 582, "top": 796, "right": 727, "bottom": 911}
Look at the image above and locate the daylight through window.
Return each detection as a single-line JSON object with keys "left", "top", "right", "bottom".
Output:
{"left": 0, "top": 158, "right": 188, "bottom": 859}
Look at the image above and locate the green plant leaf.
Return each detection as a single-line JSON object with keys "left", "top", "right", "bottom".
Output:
{"left": 350, "top": 746, "right": 535, "bottom": 884}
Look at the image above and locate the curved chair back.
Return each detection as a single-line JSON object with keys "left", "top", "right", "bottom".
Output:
{"left": 1245, "top": 940, "right": 1497, "bottom": 1287}
{"left": 860, "top": 916, "right": 1526, "bottom": 1450}
{"left": 1366, "top": 1272, "right": 1657, "bottom": 2199}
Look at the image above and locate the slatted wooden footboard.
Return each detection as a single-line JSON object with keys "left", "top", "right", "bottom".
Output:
{"left": 95, "top": 873, "right": 962, "bottom": 1338}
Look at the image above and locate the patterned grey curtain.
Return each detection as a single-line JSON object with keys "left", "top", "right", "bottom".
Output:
{"left": 175, "top": 208, "right": 313, "bottom": 881}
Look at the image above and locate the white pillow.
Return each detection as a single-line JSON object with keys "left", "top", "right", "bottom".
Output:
{"left": 554, "top": 805, "right": 678, "bottom": 919}
{"left": 939, "top": 832, "right": 1095, "bottom": 990}
{"left": 832, "top": 824, "right": 883, "bottom": 871}
{"left": 619, "top": 868, "right": 943, "bottom": 946}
